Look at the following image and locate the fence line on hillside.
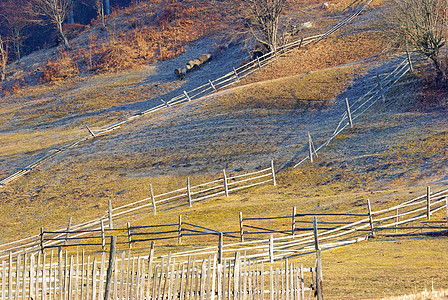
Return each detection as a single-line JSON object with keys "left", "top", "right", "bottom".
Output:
{"left": 0, "top": 186, "right": 446, "bottom": 299}
{"left": 0, "top": 0, "right": 372, "bottom": 189}
{"left": 149, "top": 186, "right": 448, "bottom": 263}
{"left": 287, "top": 55, "right": 412, "bottom": 169}
{"left": 0, "top": 162, "right": 276, "bottom": 260}
{"left": 0, "top": 245, "right": 321, "bottom": 300}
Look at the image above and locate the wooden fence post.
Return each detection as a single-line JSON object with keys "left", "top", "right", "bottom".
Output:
{"left": 291, "top": 207, "right": 296, "bottom": 237}
{"left": 161, "top": 99, "right": 169, "bottom": 107}
{"left": 257, "top": 56, "right": 262, "bottom": 71}
{"left": 223, "top": 170, "right": 229, "bottom": 197}
{"left": 58, "top": 247, "right": 63, "bottom": 300}
{"left": 101, "top": 220, "right": 106, "bottom": 251}
{"left": 308, "top": 132, "right": 317, "bottom": 163}
{"left": 377, "top": 75, "right": 386, "bottom": 104}
{"left": 209, "top": 80, "right": 217, "bottom": 92}
{"left": 239, "top": 212, "right": 244, "bottom": 242}
{"left": 271, "top": 160, "right": 276, "bottom": 186}
{"left": 85, "top": 124, "right": 96, "bottom": 138}
{"left": 315, "top": 251, "right": 323, "bottom": 300}
{"left": 8, "top": 253, "right": 12, "bottom": 300}
{"left": 127, "top": 222, "right": 132, "bottom": 249}
{"left": 406, "top": 43, "right": 414, "bottom": 73}
{"left": 313, "top": 216, "right": 324, "bottom": 299}
{"left": 104, "top": 236, "right": 117, "bottom": 300}
{"left": 178, "top": 215, "right": 182, "bottom": 245}
{"left": 233, "top": 67, "right": 239, "bottom": 82}
{"left": 218, "top": 233, "right": 223, "bottom": 265}
{"left": 150, "top": 184, "right": 157, "bottom": 215}
{"left": 65, "top": 217, "right": 72, "bottom": 245}
{"left": 184, "top": 91, "right": 192, "bottom": 102}
{"left": 187, "top": 178, "right": 192, "bottom": 207}
{"left": 367, "top": 199, "right": 375, "bottom": 238}
{"left": 345, "top": 98, "right": 353, "bottom": 128}
{"left": 269, "top": 235, "right": 274, "bottom": 263}
{"left": 427, "top": 186, "right": 431, "bottom": 220}
{"left": 40, "top": 227, "right": 44, "bottom": 252}
{"left": 108, "top": 200, "right": 114, "bottom": 230}
{"left": 446, "top": 197, "right": 448, "bottom": 226}
{"left": 313, "top": 217, "right": 319, "bottom": 251}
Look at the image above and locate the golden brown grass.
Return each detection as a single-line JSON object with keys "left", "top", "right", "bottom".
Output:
{"left": 240, "top": 30, "right": 388, "bottom": 85}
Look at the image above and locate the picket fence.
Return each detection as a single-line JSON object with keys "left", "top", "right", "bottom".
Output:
{"left": 0, "top": 247, "right": 321, "bottom": 300}
{"left": 0, "top": 163, "right": 276, "bottom": 260}
{"left": 0, "top": 0, "right": 373, "bottom": 188}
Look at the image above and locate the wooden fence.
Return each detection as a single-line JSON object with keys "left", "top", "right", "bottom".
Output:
{"left": 290, "top": 54, "right": 413, "bottom": 169}
{"left": 0, "top": 163, "right": 276, "bottom": 260}
{"left": 0, "top": 247, "right": 321, "bottom": 300}
{"left": 153, "top": 186, "right": 448, "bottom": 263}
{"left": 0, "top": 0, "right": 373, "bottom": 189}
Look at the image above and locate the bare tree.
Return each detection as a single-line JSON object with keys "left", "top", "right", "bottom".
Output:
{"left": 0, "top": 0, "right": 29, "bottom": 61}
{"left": 28, "top": 0, "right": 75, "bottom": 49}
{"left": 0, "top": 34, "right": 9, "bottom": 81}
{"left": 387, "top": 0, "right": 448, "bottom": 81}
{"left": 237, "top": 0, "right": 287, "bottom": 53}
{"left": 93, "top": 0, "right": 106, "bottom": 27}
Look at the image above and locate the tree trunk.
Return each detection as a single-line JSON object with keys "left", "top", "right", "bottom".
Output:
{"left": 430, "top": 55, "right": 447, "bottom": 82}
{"left": 57, "top": 21, "right": 70, "bottom": 50}
{"left": 0, "top": 36, "right": 7, "bottom": 81}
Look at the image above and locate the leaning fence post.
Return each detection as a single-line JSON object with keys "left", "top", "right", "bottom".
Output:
{"left": 367, "top": 199, "right": 375, "bottom": 238}
{"left": 257, "top": 56, "right": 262, "bottom": 71}
{"left": 345, "top": 98, "right": 353, "bottom": 128}
{"left": 178, "top": 215, "right": 182, "bottom": 245}
{"left": 308, "top": 132, "right": 317, "bottom": 163}
{"left": 446, "top": 196, "right": 448, "bottom": 226}
{"left": 377, "top": 75, "right": 386, "bottom": 104}
{"left": 405, "top": 43, "right": 414, "bottom": 73}
{"left": 101, "top": 220, "right": 106, "bottom": 250}
{"left": 65, "top": 217, "right": 72, "bottom": 245}
{"left": 291, "top": 207, "right": 296, "bottom": 236}
{"left": 218, "top": 233, "right": 223, "bottom": 265}
{"left": 187, "top": 178, "right": 192, "bottom": 207}
{"left": 127, "top": 222, "right": 132, "bottom": 249}
{"left": 104, "top": 236, "right": 117, "bottom": 300}
{"left": 85, "top": 124, "right": 96, "bottom": 138}
{"left": 239, "top": 212, "right": 244, "bottom": 242}
{"left": 150, "top": 184, "right": 156, "bottom": 215}
{"left": 108, "top": 200, "right": 114, "bottom": 230}
{"left": 269, "top": 235, "right": 274, "bottom": 263}
{"left": 40, "top": 227, "right": 44, "bottom": 252}
{"left": 223, "top": 169, "right": 229, "bottom": 197}
{"left": 209, "top": 80, "right": 217, "bottom": 92}
{"left": 271, "top": 160, "right": 276, "bottom": 186}
{"left": 233, "top": 67, "right": 240, "bottom": 82}
{"left": 427, "top": 186, "right": 431, "bottom": 220}
{"left": 184, "top": 91, "right": 191, "bottom": 102}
